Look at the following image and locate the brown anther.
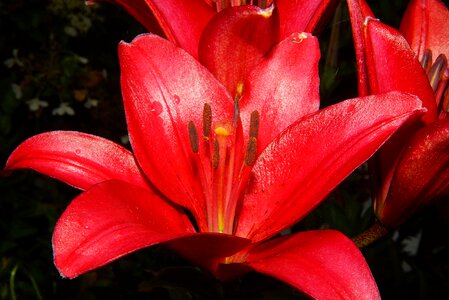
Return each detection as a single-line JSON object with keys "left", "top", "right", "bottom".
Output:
{"left": 212, "top": 138, "right": 220, "bottom": 169}
{"left": 233, "top": 97, "right": 240, "bottom": 126}
{"left": 244, "top": 137, "right": 258, "bottom": 166}
{"left": 203, "top": 103, "right": 212, "bottom": 140}
{"left": 249, "top": 110, "right": 260, "bottom": 138}
{"left": 188, "top": 121, "right": 199, "bottom": 153}
{"left": 428, "top": 54, "right": 448, "bottom": 92}
{"left": 420, "top": 49, "right": 432, "bottom": 72}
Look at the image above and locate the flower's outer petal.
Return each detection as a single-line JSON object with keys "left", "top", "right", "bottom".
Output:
{"left": 240, "top": 32, "right": 320, "bottom": 153}
{"left": 345, "top": 0, "right": 374, "bottom": 96}
{"left": 240, "top": 230, "right": 380, "bottom": 300}
{"left": 199, "top": 5, "right": 277, "bottom": 97}
{"left": 3, "top": 131, "right": 147, "bottom": 191}
{"left": 400, "top": 0, "right": 449, "bottom": 62}
{"left": 377, "top": 118, "right": 449, "bottom": 227}
{"left": 365, "top": 18, "right": 437, "bottom": 123}
{"left": 119, "top": 34, "right": 234, "bottom": 231}
{"left": 86, "top": 0, "right": 163, "bottom": 35}
{"left": 167, "top": 233, "right": 251, "bottom": 274}
{"left": 53, "top": 180, "right": 195, "bottom": 279}
{"left": 235, "top": 92, "right": 425, "bottom": 241}
{"left": 88, "top": 0, "right": 214, "bottom": 58}
{"left": 276, "top": 0, "right": 340, "bottom": 40}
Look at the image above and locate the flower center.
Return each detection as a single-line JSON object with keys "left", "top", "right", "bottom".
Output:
{"left": 187, "top": 101, "right": 259, "bottom": 234}
{"left": 420, "top": 49, "right": 449, "bottom": 116}
{"left": 212, "top": 0, "right": 271, "bottom": 12}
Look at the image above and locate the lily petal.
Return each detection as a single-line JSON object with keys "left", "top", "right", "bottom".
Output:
{"left": 89, "top": 0, "right": 214, "bottom": 58}
{"left": 119, "top": 34, "right": 234, "bottom": 231}
{"left": 53, "top": 180, "right": 195, "bottom": 278}
{"left": 198, "top": 5, "right": 277, "bottom": 97}
{"left": 378, "top": 118, "right": 449, "bottom": 227}
{"left": 276, "top": 0, "right": 340, "bottom": 40}
{"left": 236, "top": 92, "right": 424, "bottom": 241}
{"left": 240, "top": 32, "right": 320, "bottom": 152}
{"left": 4, "top": 131, "right": 147, "bottom": 190}
{"left": 364, "top": 18, "right": 437, "bottom": 123}
{"left": 242, "top": 230, "right": 380, "bottom": 300}
{"left": 400, "top": 0, "right": 449, "bottom": 61}
{"left": 345, "top": 0, "right": 374, "bottom": 96}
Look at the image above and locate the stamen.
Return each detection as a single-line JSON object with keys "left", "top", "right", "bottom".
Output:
{"left": 233, "top": 97, "right": 240, "bottom": 126}
{"left": 212, "top": 138, "right": 220, "bottom": 169}
{"left": 188, "top": 121, "right": 199, "bottom": 153}
{"left": 249, "top": 110, "right": 260, "bottom": 138}
{"left": 203, "top": 103, "right": 212, "bottom": 140}
{"left": 245, "top": 137, "right": 257, "bottom": 166}
{"left": 428, "top": 54, "right": 448, "bottom": 92}
{"left": 443, "top": 87, "right": 449, "bottom": 113}
{"left": 420, "top": 49, "right": 432, "bottom": 72}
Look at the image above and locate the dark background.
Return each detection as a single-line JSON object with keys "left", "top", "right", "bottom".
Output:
{"left": 1, "top": 0, "right": 448, "bottom": 299}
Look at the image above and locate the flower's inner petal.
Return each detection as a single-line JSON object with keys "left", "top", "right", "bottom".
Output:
{"left": 400, "top": 0, "right": 449, "bottom": 63}
{"left": 119, "top": 34, "right": 234, "bottom": 231}
{"left": 235, "top": 92, "right": 424, "bottom": 241}
{"left": 166, "top": 232, "right": 251, "bottom": 274}
{"left": 239, "top": 230, "right": 380, "bottom": 300}
{"left": 4, "top": 131, "right": 148, "bottom": 191}
{"left": 239, "top": 32, "right": 320, "bottom": 153}
{"left": 53, "top": 180, "right": 195, "bottom": 279}
{"left": 379, "top": 118, "right": 449, "bottom": 227}
{"left": 199, "top": 5, "right": 278, "bottom": 97}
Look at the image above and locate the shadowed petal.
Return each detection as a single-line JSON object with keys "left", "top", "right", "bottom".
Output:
{"left": 378, "top": 118, "right": 449, "bottom": 227}
{"left": 235, "top": 92, "right": 425, "bottom": 241}
{"left": 199, "top": 5, "right": 277, "bottom": 97}
{"left": 4, "top": 131, "right": 147, "bottom": 190}
{"left": 242, "top": 230, "right": 380, "bottom": 300}
{"left": 119, "top": 34, "right": 234, "bottom": 231}
{"left": 400, "top": 0, "right": 449, "bottom": 61}
{"left": 276, "top": 0, "right": 340, "bottom": 40}
{"left": 53, "top": 180, "right": 195, "bottom": 278}
{"left": 240, "top": 32, "right": 320, "bottom": 152}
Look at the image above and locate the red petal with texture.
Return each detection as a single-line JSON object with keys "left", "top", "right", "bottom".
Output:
{"left": 400, "top": 0, "right": 449, "bottom": 61}
{"left": 346, "top": 0, "right": 374, "bottom": 96}
{"left": 377, "top": 118, "right": 449, "bottom": 227}
{"left": 276, "top": 0, "right": 340, "bottom": 40}
{"left": 240, "top": 32, "right": 320, "bottom": 152}
{"left": 4, "top": 131, "right": 147, "bottom": 190}
{"left": 167, "top": 233, "right": 251, "bottom": 274}
{"left": 199, "top": 5, "right": 277, "bottom": 97}
{"left": 86, "top": 0, "right": 162, "bottom": 35}
{"left": 53, "top": 180, "right": 195, "bottom": 278}
{"left": 235, "top": 92, "right": 424, "bottom": 241}
{"left": 119, "top": 34, "right": 234, "bottom": 231}
{"left": 241, "top": 230, "right": 380, "bottom": 299}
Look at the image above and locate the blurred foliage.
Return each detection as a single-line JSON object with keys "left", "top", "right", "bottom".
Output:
{"left": 1, "top": 0, "right": 448, "bottom": 299}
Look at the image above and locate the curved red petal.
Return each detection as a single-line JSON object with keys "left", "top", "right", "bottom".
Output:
{"left": 119, "top": 34, "right": 234, "bottom": 231}
{"left": 400, "top": 0, "right": 449, "bottom": 62}
{"left": 242, "top": 230, "right": 380, "bottom": 300}
{"left": 346, "top": 0, "right": 375, "bottom": 96}
{"left": 377, "top": 118, "right": 449, "bottom": 227}
{"left": 86, "top": 0, "right": 163, "bottom": 35}
{"left": 235, "top": 92, "right": 425, "bottom": 241}
{"left": 4, "top": 131, "right": 147, "bottom": 190}
{"left": 364, "top": 18, "right": 437, "bottom": 123}
{"left": 240, "top": 32, "right": 320, "bottom": 153}
{"left": 277, "top": 0, "right": 340, "bottom": 40}
{"left": 167, "top": 233, "right": 251, "bottom": 274}
{"left": 199, "top": 5, "right": 278, "bottom": 97}
{"left": 53, "top": 180, "right": 195, "bottom": 278}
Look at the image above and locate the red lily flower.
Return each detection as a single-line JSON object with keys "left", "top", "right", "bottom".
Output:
{"left": 4, "top": 34, "right": 424, "bottom": 298}
{"left": 346, "top": 0, "right": 449, "bottom": 227}
{"left": 87, "top": 0, "right": 339, "bottom": 97}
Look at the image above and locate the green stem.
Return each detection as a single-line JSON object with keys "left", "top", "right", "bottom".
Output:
{"left": 352, "top": 221, "right": 389, "bottom": 248}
